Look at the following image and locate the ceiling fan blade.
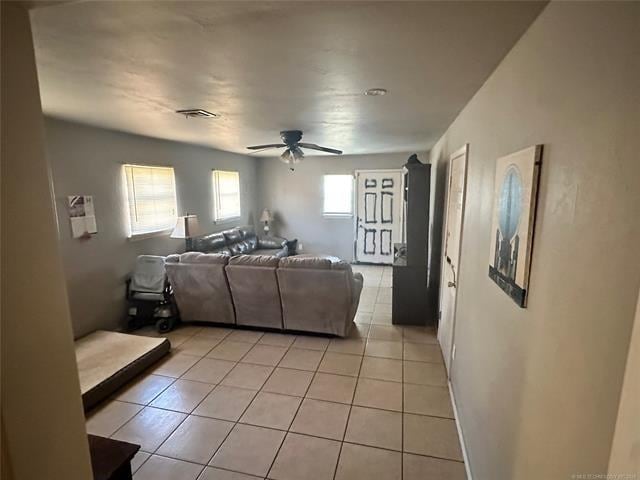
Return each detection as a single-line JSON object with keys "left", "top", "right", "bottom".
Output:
{"left": 247, "top": 143, "right": 286, "bottom": 150}
{"left": 298, "top": 143, "right": 343, "bottom": 155}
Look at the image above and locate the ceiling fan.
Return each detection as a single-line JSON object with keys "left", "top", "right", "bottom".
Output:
{"left": 247, "top": 130, "right": 342, "bottom": 171}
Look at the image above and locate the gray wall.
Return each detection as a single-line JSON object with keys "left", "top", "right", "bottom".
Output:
{"left": 45, "top": 118, "right": 259, "bottom": 338}
{"left": 257, "top": 152, "right": 427, "bottom": 262}
{"left": 428, "top": 2, "right": 640, "bottom": 479}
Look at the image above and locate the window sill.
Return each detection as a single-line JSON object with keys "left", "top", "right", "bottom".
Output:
{"left": 127, "top": 228, "right": 173, "bottom": 242}
{"left": 323, "top": 213, "right": 353, "bottom": 218}
{"left": 213, "top": 216, "right": 241, "bottom": 225}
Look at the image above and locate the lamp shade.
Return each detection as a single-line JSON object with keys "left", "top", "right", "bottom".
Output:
{"left": 171, "top": 215, "right": 201, "bottom": 239}
{"left": 260, "top": 209, "right": 273, "bottom": 223}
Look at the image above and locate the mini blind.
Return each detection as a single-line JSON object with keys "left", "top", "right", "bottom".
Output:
{"left": 323, "top": 174, "right": 353, "bottom": 215}
{"left": 123, "top": 165, "right": 177, "bottom": 236}
{"left": 212, "top": 170, "right": 241, "bottom": 221}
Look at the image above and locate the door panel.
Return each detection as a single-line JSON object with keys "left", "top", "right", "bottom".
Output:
{"left": 355, "top": 170, "right": 403, "bottom": 264}
{"left": 438, "top": 145, "right": 468, "bottom": 375}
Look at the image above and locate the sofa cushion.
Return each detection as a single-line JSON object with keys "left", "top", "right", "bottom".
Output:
{"left": 177, "top": 252, "right": 229, "bottom": 265}
{"left": 259, "top": 236, "right": 286, "bottom": 249}
{"left": 279, "top": 256, "right": 332, "bottom": 269}
{"left": 237, "top": 241, "right": 250, "bottom": 254}
{"left": 223, "top": 228, "right": 242, "bottom": 244}
{"left": 252, "top": 248, "right": 288, "bottom": 258}
{"left": 230, "top": 255, "right": 281, "bottom": 267}
{"left": 228, "top": 243, "right": 242, "bottom": 255}
{"left": 218, "top": 247, "right": 232, "bottom": 256}
{"left": 238, "top": 225, "right": 256, "bottom": 238}
{"left": 192, "top": 232, "right": 226, "bottom": 252}
{"left": 245, "top": 235, "right": 258, "bottom": 250}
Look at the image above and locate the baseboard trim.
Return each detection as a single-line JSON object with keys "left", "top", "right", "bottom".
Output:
{"left": 448, "top": 380, "right": 474, "bottom": 480}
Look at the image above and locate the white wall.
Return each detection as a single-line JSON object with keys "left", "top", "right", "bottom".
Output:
{"left": 44, "top": 118, "right": 259, "bottom": 338}
{"left": 258, "top": 152, "right": 426, "bottom": 262}
{"left": 428, "top": 2, "right": 640, "bottom": 478}
{"left": 1, "top": 4, "right": 93, "bottom": 478}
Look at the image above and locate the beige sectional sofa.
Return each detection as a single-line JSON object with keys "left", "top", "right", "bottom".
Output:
{"left": 165, "top": 252, "right": 363, "bottom": 337}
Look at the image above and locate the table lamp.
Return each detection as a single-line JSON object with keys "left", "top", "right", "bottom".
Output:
{"left": 260, "top": 209, "right": 273, "bottom": 234}
{"left": 171, "top": 214, "right": 201, "bottom": 251}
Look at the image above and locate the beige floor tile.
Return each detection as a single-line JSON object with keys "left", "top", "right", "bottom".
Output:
{"left": 221, "top": 363, "right": 273, "bottom": 390}
{"left": 318, "top": 352, "right": 362, "bottom": 377}
{"left": 345, "top": 406, "right": 402, "bottom": 451}
{"left": 354, "top": 313, "right": 372, "bottom": 325}
{"left": 403, "top": 453, "right": 467, "bottom": 480}
{"left": 130, "top": 450, "right": 150, "bottom": 474}
{"left": 373, "top": 303, "right": 392, "bottom": 316}
{"left": 198, "top": 467, "right": 262, "bottom": 479}
{"left": 258, "top": 332, "right": 296, "bottom": 347}
{"left": 112, "top": 406, "right": 187, "bottom": 452}
{"left": 404, "top": 360, "right": 447, "bottom": 386}
{"left": 239, "top": 392, "right": 301, "bottom": 430}
{"left": 206, "top": 341, "right": 253, "bottom": 362}
{"left": 115, "top": 374, "right": 175, "bottom": 405}
{"left": 404, "top": 384, "right": 454, "bottom": 418}
{"left": 240, "top": 344, "right": 288, "bottom": 366}
{"left": 327, "top": 338, "right": 366, "bottom": 355}
{"left": 226, "top": 330, "right": 264, "bottom": 344}
{"left": 403, "top": 413, "right": 463, "bottom": 460}
{"left": 364, "top": 339, "right": 403, "bottom": 360}
{"left": 404, "top": 342, "right": 443, "bottom": 363}
{"left": 334, "top": 443, "right": 401, "bottom": 480}
{"left": 403, "top": 326, "right": 438, "bottom": 344}
{"left": 210, "top": 424, "right": 285, "bottom": 477}
{"left": 278, "top": 348, "right": 323, "bottom": 371}
{"left": 359, "top": 286, "right": 379, "bottom": 299}
{"left": 193, "top": 385, "right": 257, "bottom": 421}
{"left": 290, "top": 398, "right": 350, "bottom": 440}
{"left": 306, "top": 373, "right": 357, "bottom": 404}
{"left": 292, "top": 336, "right": 330, "bottom": 351}
{"left": 349, "top": 322, "right": 371, "bottom": 339}
{"left": 151, "top": 353, "right": 201, "bottom": 378}
{"left": 376, "top": 287, "right": 392, "bottom": 304}
{"left": 174, "top": 336, "right": 223, "bottom": 357}
{"left": 368, "top": 325, "right": 403, "bottom": 341}
{"left": 85, "top": 400, "right": 143, "bottom": 437}
{"left": 150, "top": 379, "right": 215, "bottom": 413}
{"left": 181, "top": 358, "right": 236, "bottom": 384}
{"left": 359, "top": 357, "right": 403, "bottom": 382}
{"left": 193, "top": 327, "right": 232, "bottom": 339}
{"left": 156, "top": 415, "right": 234, "bottom": 464}
{"left": 353, "top": 378, "right": 402, "bottom": 411}
{"left": 134, "top": 454, "right": 204, "bottom": 480}
{"left": 173, "top": 325, "right": 204, "bottom": 337}
{"left": 357, "top": 303, "right": 374, "bottom": 314}
{"left": 261, "top": 367, "right": 313, "bottom": 396}
{"left": 371, "top": 313, "right": 393, "bottom": 325}
{"left": 379, "top": 277, "right": 393, "bottom": 287}
{"left": 165, "top": 334, "right": 193, "bottom": 349}
{"left": 269, "top": 432, "right": 341, "bottom": 480}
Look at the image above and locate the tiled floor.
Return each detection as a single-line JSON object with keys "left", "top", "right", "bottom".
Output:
{"left": 86, "top": 265, "right": 466, "bottom": 480}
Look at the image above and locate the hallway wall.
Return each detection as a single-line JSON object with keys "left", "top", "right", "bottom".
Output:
{"left": 428, "top": 2, "right": 640, "bottom": 478}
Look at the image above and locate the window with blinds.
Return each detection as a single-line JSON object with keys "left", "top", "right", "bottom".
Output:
{"left": 123, "top": 165, "right": 178, "bottom": 237}
{"left": 323, "top": 174, "right": 353, "bottom": 216}
{"left": 212, "top": 170, "right": 241, "bottom": 221}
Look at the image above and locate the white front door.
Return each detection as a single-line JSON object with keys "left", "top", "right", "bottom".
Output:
{"left": 355, "top": 170, "right": 403, "bottom": 264}
{"left": 438, "top": 145, "right": 468, "bottom": 375}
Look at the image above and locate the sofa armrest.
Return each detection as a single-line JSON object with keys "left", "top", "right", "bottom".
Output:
{"left": 348, "top": 272, "right": 364, "bottom": 324}
{"left": 258, "top": 235, "right": 287, "bottom": 249}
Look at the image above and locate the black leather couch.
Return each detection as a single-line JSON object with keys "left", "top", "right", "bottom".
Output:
{"left": 191, "top": 226, "right": 289, "bottom": 258}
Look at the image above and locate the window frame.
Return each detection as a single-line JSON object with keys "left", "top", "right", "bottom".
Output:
{"left": 322, "top": 174, "right": 354, "bottom": 217}
{"left": 212, "top": 169, "right": 242, "bottom": 223}
{"left": 123, "top": 164, "right": 178, "bottom": 239}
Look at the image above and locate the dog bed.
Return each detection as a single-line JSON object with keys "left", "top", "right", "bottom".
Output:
{"left": 76, "top": 330, "right": 170, "bottom": 410}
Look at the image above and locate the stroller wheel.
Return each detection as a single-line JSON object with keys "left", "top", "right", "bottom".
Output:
{"left": 156, "top": 318, "right": 173, "bottom": 334}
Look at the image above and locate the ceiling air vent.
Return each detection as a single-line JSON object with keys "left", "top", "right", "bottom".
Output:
{"left": 176, "top": 109, "right": 219, "bottom": 119}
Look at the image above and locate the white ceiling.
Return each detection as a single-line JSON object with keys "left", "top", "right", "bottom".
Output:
{"left": 31, "top": 1, "right": 545, "bottom": 156}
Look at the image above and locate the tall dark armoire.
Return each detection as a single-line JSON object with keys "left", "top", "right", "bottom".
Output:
{"left": 392, "top": 154, "right": 431, "bottom": 325}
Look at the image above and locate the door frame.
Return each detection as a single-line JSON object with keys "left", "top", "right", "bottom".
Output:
{"left": 353, "top": 169, "right": 405, "bottom": 264}
{"left": 438, "top": 144, "right": 469, "bottom": 375}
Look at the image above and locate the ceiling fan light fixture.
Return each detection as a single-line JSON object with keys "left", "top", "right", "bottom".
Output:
{"left": 364, "top": 88, "right": 388, "bottom": 96}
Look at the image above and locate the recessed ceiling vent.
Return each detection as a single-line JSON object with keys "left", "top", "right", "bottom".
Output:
{"left": 176, "top": 109, "right": 219, "bottom": 119}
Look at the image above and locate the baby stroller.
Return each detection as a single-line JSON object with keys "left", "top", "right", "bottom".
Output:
{"left": 126, "top": 255, "right": 177, "bottom": 333}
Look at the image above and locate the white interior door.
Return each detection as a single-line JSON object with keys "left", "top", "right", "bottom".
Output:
{"left": 438, "top": 145, "right": 468, "bottom": 375}
{"left": 355, "top": 170, "right": 403, "bottom": 264}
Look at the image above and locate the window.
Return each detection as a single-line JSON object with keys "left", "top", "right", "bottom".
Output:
{"left": 212, "top": 170, "right": 241, "bottom": 221}
{"left": 323, "top": 174, "right": 353, "bottom": 216}
{"left": 123, "top": 165, "right": 177, "bottom": 237}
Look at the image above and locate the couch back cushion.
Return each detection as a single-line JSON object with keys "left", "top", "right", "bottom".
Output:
{"left": 278, "top": 257, "right": 332, "bottom": 269}
{"left": 176, "top": 252, "right": 229, "bottom": 265}
{"left": 192, "top": 232, "right": 226, "bottom": 253}
{"left": 222, "top": 228, "right": 242, "bottom": 245}
{"left": 230, "top": 255, "right": 280, "bottom": 267}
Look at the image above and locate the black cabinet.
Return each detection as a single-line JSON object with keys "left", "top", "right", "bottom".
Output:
{"left": 392, "top": 155, "right": 431, "bottom": 326}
